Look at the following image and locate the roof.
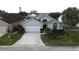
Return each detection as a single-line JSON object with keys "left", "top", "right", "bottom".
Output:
{"left": 0, "top": 13, "right": 24, "bottom": 24}
{"left": 35, "top": 14, "right": 57, "bottom": 23}
{"left": 46, "top": 19, "right": 63, "bottom": 25}
{"left": 22, "top": 18, "right": 42, "bottom": 26}
{"left": 35, "top": 14, "right": 53, "bottom": 20}
{"left": 0, "top": 20, "right": 9, "bottom": 26}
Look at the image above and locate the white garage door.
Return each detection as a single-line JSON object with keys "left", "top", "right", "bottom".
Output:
{"left": 24, "top": 26, "right": 41, "bottom": 33}
{"left": 0, "top": 26, "right": 7, "bottom": 34}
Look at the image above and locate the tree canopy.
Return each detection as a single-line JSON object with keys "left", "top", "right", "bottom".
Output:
{"left": 0, "top": 10, "right": 7, "bottom": 14}
{"left": 19, "top": 12, "right": 28, "bottom": 17}
{"left": 62, "top": 7, "right": 79, "bottom": 28}
{"left": 48, "top": 12, "right": 61, "bottom": 19}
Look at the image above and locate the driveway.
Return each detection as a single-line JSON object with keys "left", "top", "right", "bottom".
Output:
{"left": 0, "top": 32, "right": 6, "bottom": 37}
{"left": 13, "top": 33, "right": 45, "bottom": 47}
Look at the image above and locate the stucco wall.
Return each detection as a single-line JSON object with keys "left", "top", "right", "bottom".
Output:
{"left": 47, "top": 20, "right": 63, "bottom": 30}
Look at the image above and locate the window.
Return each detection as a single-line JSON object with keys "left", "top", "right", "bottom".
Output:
{"left": 43, "top": 19, "right": 47, "bottom": 22}
{"left": 53, "top": 23, "right": 57, "bottom": 30}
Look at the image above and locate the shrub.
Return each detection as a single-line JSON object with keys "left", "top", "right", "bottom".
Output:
{"left": 43, "top": 24, "right": 47, "bottom": 30}
{"left": 45, "top": 28, "right": 65, "bottom": 39}
{"left": 40, "top": 28, "right": 44, "bottom": 33}
{"left": 19, "top": 25, "right": 25, "bottom": 33}
{"left": 12, "top": 25, "right": 25, "bottom": 33}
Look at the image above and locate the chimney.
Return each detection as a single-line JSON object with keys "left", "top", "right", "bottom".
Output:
{"left": 19, "top": 7, "right": 22, "bottom": 12}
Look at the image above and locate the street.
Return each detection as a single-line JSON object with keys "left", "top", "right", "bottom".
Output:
{"left": 0, "top": 46, "right": 79, "bottom": 51}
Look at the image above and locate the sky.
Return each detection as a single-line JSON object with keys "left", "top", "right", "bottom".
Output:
{"left": 0, "top": 0, "right": 79, "bottom": 13}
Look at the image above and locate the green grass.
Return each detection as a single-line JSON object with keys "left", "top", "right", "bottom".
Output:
{"left": 41, "top": 29, "right": 79, "bottom": 46}
{"left": 0, "top": 31, "right": 24, "bottom": 45}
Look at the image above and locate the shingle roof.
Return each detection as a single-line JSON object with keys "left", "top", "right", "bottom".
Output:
{"left": 0, "top": 13, "right": 24, "bottom": 24}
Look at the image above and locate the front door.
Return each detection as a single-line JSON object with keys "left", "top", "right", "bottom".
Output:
{"left": 43, "top": 24, "right": 47, "bottom": 29}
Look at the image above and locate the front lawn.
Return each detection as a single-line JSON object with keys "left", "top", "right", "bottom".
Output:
{"left": 41, "top": 29, "right": 79, "bottom": 46}
{"left": 0, "top": 31, "right": 24, "bottom": 45}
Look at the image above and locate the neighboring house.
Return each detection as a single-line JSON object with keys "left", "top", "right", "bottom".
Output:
{"left": 0, "top": 17, "right": 9, "bottom": 34}
{"left": 21, "top": 12, "right": 63, "bottom": 33}
{"left": 0, "top": 13, "right": 24, "bottom": 34}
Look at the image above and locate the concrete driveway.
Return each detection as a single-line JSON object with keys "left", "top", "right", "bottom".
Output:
{"left": 13, "top": 33, "right": 45, "bottom": 47}
{"left": 0, "top": 33, "right": 6, "bottom": 37}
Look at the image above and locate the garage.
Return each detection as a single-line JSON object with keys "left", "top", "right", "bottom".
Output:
{"left": 22, "top": 18, "right": 42, "bottom": 33}
{"left": 0, "top": 20, "right": 9, "bottom": 36}
{"left": 24, "top": 26, "right": 41, "bottom": 33}
{"left": 0, "top": 26, "right": 8, "bottom": 37}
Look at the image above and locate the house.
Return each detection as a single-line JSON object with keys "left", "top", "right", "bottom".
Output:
{"left": 0, "top": 13, "right": 24, "bottom": 34}
{"left": 0, "top": 16, "right": 9, "bottom": 34}
{"left": 21, "top": 12, "right": 63, "bottom": 33}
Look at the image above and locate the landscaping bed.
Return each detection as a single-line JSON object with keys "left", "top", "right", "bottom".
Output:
{"left": 0, "top": 31, "right": 24, "bottom": 45}
{"left": 41, "top": 29, "right": 79, "bottom": 46}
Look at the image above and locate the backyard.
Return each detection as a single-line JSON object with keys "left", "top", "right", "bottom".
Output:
{"left": 41, "top": 29, "right": 79, "bottom": 46}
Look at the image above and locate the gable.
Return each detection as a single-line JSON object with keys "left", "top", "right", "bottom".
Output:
{"left": 47, "top": 19, "right": 62, "bottom": 25}
{"left": 36, "top": 15, "right": 54, "bottom": 22}
{"left": 23, "top": 18, "right": 42, "bottom": 26}
{"left": 41, "top": 16, "right": 54, "bottom": 22}
{"left": 0, "top": 20, "right": 9, "bottom": 26}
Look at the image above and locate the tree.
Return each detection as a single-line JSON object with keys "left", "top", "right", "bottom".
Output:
{"left": 62, "top": 7, "right": 79, "bottom": 28}
{"left": 0, "top": 10, "right": 7, "bottom": 14}
{"left": 19, "top": 12, "right": 28, "bottom": 17}
{"left": 48, "top": 12, "right": 61, "bottom": 19}
{"left": 30, "top": 10, "right": 38, "bottom": 15}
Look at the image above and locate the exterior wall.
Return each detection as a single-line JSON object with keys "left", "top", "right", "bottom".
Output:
{"left": 24, "top": 26, "right": 41, "bottom": 33}
{"left": 47, "top": 20, "right": 63, "bottom": 30}
{"left": 47, "top": 24, "right": 53, "bottom": 29}
{"left": 0, "top": 20, "right": 9, "bottom": 34}
{"left": 57, "top": 23, "right": 63, "bottom": 30}
{"left": 47, "top": 23, "right": 63, "bottom": 30}
{"left": 0, "top": 26, "right": 8, "bottom": 34}
{"left": 22, "top": 19, "right": 42, "bottom": 27}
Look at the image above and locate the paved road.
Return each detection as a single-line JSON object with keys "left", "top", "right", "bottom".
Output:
{"left": 13, "top": 33, "right": 45, "bottom": 47}
{"left": 0, "top": 46, "right": 79, "bottom": 51}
